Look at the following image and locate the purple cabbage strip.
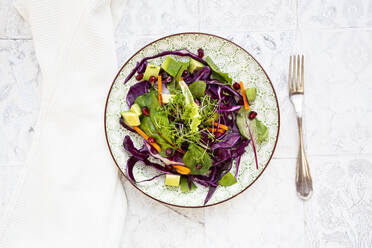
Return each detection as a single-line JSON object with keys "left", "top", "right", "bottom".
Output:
{"left": 248, "top": 127, "right": 259, "bottom": 170}
{"left": 212, "top": 148, "right": 231, "bottom": 167}
{"left": 192, "top": 177, "right": 210, "bottom": 187}
{"left": 187, "top": 176, "right": 193, "bottom": 190}
{"left": 124, "top": 49, "right": 208, "bottom": 84}
{"left": 234, "top": 156, "right": 241, "bottom": 179}
{"left": 218, "top": 105, "right": 241, "bottom": 113}
{"left": 123, "top": 136, "right": 148, "bottom": 159}
{"left": 137, "top": 173, "right": 166, "bottom": 183}
{"left": 119, "top": 117, "right": 135, "bottom": 132}
{"left": 204, "top": 186, "right": 217, "bottom": 205}
{"left": 123, "top": 136, "right": 170, "bottom": 183}
{"left": 126, "top": 81, "right": 150, "bottom": 107}
{"left": 137, "top": 61, "right": 147, "bottom": 74}
{"left": 231, "top": 139, "right": 250, "bottom": 158}
{"left": 211, "top": 133, "right": 241, "bottom": 150}
{"left": 184, "top": 66, "right": 211, "bottom": 84}
{"left": 126, "top": 156, "right": 138, "bottom": 182}
{"left": 207, "top": 80, "right": 242, "bottom": 99}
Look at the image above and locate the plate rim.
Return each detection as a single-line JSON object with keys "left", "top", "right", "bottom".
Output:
{"left": 104, "top": 32, "right": 281, "bottom": 208}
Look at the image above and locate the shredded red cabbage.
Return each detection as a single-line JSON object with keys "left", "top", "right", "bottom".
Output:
{"left": 124, "top": 49, "right": 207, "bottom": 84}
{"left": 126, "top": 81, "right": 150, "bottom": 107}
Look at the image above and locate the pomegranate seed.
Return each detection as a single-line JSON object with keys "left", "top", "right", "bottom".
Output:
{"left": 197, "top": 48, "right": 204, "bottom": 58}
{"left": 215, "top": 132, "right": 222, "bottom": 138}
{"left": 142, "top": 106, "right": 149, "bottom": 116}
{"left": 182, "top": 70, "right": 188, "bottom": 77}
{"left": 233, "top": 82, "right": 240, "bottom": 90}
{"left": 148, "top": 137, "right": 155, "bottom": 143}
{"left": 149, "top": 75, "right": 156, "bottom": 83}
{"left": 166, "top": 76, "right": 172, "bottom": 83}
{"left": 237, "top": 99, "right": 244, "bottom": 105}
{"left": 136, "top": 73, "right": 143, "bottom": 81}
{"left": 166, "top": 148, "right": 173, "bottom": 156}
{"left": 165, "top": 164, "right": 173, "bottom": 172}
{"left": 194, "top": 99, "right": 200, "bottom": 106}
{"left": 196, "top": 164, "right": 202, "bottom": 170}
{"left": 248, "top": 111, "right": 257, "bottom": 120}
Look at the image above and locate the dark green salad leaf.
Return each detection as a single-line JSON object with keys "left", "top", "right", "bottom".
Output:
{"left": 139, "top": 116, "right": 173, "bottom": 157}
{"left": 205, "top": 56, "right": 232, "bottom": 85}
{"left": 180, "top": 176, "right": 197, "bottom": 193}
{"left": 218, "top": 172, "right": 237, "bottom": 186}
{"left": 183, "top": 144, "right": 212, "bottom": 175}
{"left": 236, "top": 108, "right": 268, "bottom": 143}
{"left": 189, "top": 80, "right": 206, "bottom": 99}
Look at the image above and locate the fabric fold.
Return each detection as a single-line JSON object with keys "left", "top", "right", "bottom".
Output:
{"left": 0, "top": 0, "right": 127, "bottom": 247}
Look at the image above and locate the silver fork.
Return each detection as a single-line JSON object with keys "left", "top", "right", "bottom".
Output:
{"left": 289, "top": 55, "right": 313, "bottom": 200}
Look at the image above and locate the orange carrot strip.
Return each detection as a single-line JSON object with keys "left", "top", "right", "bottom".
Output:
{"left": 180, "top": 77, "right": 184, "bottom": 81}
{"left": 149, "top": 142, "right": 161, "bottom": 153}
{"left": 158, "top": 75, "right": 163, "bottom": 105}
{"left": 213, "top": 122, "right": 228, "bottom": 131}
{"left": 133, "top": 126, "right": 149, "bottom": 140}
{"left": 208, "top": 128, "right": 225, "bottom": 133}
{"left": 133, "top": 126, "right": 161, "bottom": 152}
{"left": 239, "top": 81, "right": 250, "bottom": 110}
{"left": 173, "top": 165, "right": 190, "bottom": 175}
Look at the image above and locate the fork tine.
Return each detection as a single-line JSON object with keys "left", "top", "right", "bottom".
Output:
{"left": 292, "top": 55, "right": 296, "bottom": 91}
{"left": 297, "top": 55, "right": 301, "bottom": 91}
{"left": 301, "top": 55, "right": 304, "bottom": 90}
{"left": 289, "top": 56, "right": 292, "bottom": 91}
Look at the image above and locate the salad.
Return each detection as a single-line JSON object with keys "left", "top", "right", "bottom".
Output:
{"left": 120, "top": 49, "right": 268, "bottom": 205}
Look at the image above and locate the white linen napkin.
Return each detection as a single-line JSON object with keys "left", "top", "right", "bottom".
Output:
{"left": 0, "top": 0, "right": 127, "bottom": 247}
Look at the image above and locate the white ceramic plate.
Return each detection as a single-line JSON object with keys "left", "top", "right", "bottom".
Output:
{"left": 105, "top": 33, "right": 280, "bottom": 207}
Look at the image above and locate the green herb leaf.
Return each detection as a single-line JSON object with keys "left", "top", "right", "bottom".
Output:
{"left": 188, "top": 80, "right": 206, "bottom": 98}
{"left": 180, "top": 176, "right": 197, "bottom": 193}
{"left": 246, "top": 88, "right": 257, "bottom": 102}
{"left": 183, "top": 144, "right": 212, "bottom": 175}
{"left": 236, "top": 108, "right": 268, "bottom": 143}
{"left": 255, "top": 118, "right": 268, "bottom": 142}
{"left": 205, "top": 56, "right": 232, "bottom": 85}
{"left": 218, "top": 172, "right": 237, "bottom": 186}
{"left": 139, "top": 116, "right": 173, "bottom": 157}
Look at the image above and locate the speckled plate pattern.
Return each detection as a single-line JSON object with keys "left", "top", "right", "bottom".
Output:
{"left": 105, "top": 33, "right": 280, "bottom": 208}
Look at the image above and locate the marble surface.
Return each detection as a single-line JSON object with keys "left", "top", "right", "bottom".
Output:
{"left": 1, "top": 0, "right": 372, "bottom": 247}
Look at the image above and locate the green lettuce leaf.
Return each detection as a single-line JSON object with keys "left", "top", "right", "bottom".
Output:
{"left": 179, "top": 80, "right": 201, "bottom": 133}
{"left": 236, "top": 108, "right": 268, "bottom": 143}
{"left": 205, "top": 56, "right": 232, "bottom": 85}
{"left": 180, "top": 176, "right": 197, "bottom": 193}
{"left": 183, "top": 144, "right": 212, "bottom": 175}
{"left": 218, "top": 172, "right": 237, "bottom": 186}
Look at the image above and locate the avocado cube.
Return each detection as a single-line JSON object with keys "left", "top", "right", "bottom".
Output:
{"left": 130, "top": 103, "right": 142, "bottom": 116}
{"left": 121, "top": 111, "right": 140, "bottom": 126}
{"left": 188, "top": 58, "right": 204, "bottom": 74}
{"left": 143, "top": 63, "right": 160, "bottom": 81}
{"left": 165, "top": 174, "right": 180, "bottom": 187}
{"left": 161, "top": 56, "right": 182, "bottom": 77}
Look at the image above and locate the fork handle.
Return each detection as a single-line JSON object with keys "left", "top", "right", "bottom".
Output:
{"left": 296, "top": 117, "right": 313, "bottom": 200}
